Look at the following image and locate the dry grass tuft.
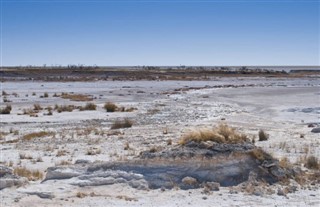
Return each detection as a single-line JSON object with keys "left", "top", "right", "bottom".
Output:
{"left": 61, "top": 93, "right": 93, "bottom": 102}
{"left": 33, "top": 104, "right": 43, "bottom": 111}
{"left": 249, "top": 148, "right": 273, "bottom": 162}
{"left": 0, "top": 105, "right": 12, "bottom": 114}
{"left": 13, "top": 167, "right": 44, "bottom": 181}
{"left": 55, "top": 104, "right": 75, "bottom": 113}
{"left": 258, "top": 129, "right": 269, "bottom": 141}
{"left": 305, "top": 156, "right": 319, "bottom": 170}
{"left": 86, "top": 147, "right": 101, "bottom": 155}
{"left": 104, "top": 102, "right": 117, "bottom": 112}
{"left": 179, "top": 124, "right": 248, "bottom": 145}
{"left": 23, "top": 131, "right": 54, "bottom": 141}
{"left": 111, "top": 118, "right": 133, "bottom": 129}
{"left": 79, "top": 103, "right": 97, "bottom": 111}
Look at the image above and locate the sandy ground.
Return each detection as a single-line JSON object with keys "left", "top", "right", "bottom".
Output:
{"left": 0, "top": 77, "right": 319, "bottom": 206}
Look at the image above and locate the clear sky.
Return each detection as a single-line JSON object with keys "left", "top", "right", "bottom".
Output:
{"left": 1, "top": 0, "right": 319, "bottom": 66}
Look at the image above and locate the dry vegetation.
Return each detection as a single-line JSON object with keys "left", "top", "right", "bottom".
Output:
{"left": 0, "top": 104, "right": 12, "bottom": 114}
{"left": 61, "top": 93, "right": 93, "bottom": 102}
{"left": 258, "top": 129, "right": 269, "bottom": 141}
{"left": 104, "top": 102, "right": 137, "bottom": 112}
{"left": 13, "top": 167, "right": 44, "bottom": 181}
{"left": 79, "top": 103, "right": 97, "bottom": 111}
{"left": 23, "top": 131, "right": 55, "bottom": 141}
{"left": 179, "top": 124, "right": 248, "bottom": 145}
{"left": 111, "top": 118, "right": 133, "bottom": 129}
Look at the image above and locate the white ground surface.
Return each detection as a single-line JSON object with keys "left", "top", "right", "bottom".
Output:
{"left": 0, "top": 77, "right": 319, "bottom": 206}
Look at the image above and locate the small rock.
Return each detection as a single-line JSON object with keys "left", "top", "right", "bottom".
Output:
{"left": 308, "top": 123, "right": 315, "bottom": 128}
{"left": 277, "top": 188, "right": 287, "bottom": 196}
{"left": 311, "top": 127, "right": 320, "bottom": 133}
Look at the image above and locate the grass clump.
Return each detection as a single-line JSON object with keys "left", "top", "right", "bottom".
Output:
{"left": 0, "top": 105, "right": 12, "bottom": 114}
{"left": 61, "top": 93, "right": 93, "bottom": 102}
{"left": 33, "top": 104, "right": 43, "bottom": 111}
{"left": 104, "top": 102, "right": 117, "bottom": 112}
{"left": 179, "top": 124, "right": 248, "bottom": 145}
{"left": 305, "top": 156, "right": 319, "bottom": 170}
{"left": 249, "top": 148, "right": 273, "bottom": 162}
{"left": 111, "top": 118, "right": 133, "bottom": 129}
{"left": 23, "top": 131, "right": 54, "bottom": 141}
{"left": 258, "top": 129, "right": 269, "bottom": 141}
{"left": 55, "top": 104, "right": 75, "bottom": 113}
{"left": 13, "top": 167, "right": 44, "bottom": 181}
{"left": 79, "top": 103, "right": 97, "bottom": 111}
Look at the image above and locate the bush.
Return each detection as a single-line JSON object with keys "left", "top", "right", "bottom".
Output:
{"left": 55, "top": 105, "right": 75, "bottom": 113}
{"left": 33, "top": 104, "right": 43, "bottom": 111}
{"left": 0, "top": 105, "right": 12, "bottom": 114}
{"left": 79, "top": 103, "right": 97, "bottom": 111}
{"left": 258, "top": 129, "right": 269, "bottom": 141}
{"left": 179, "top": 124, "right": 248, "bottom": 145}
{"left": 44, "top": 92, "right": 49, "bottom": 98}
{"left": 305, "top": 156, "right": 319, "bottom": 170}
{"left": 23, "top": 131, "right": 54, "bottom": 141}
{"left": 13, "top": 167, "right": 43, "bottom": 181}
{"left": 111, "top": 118, "right": 133, "bottom": 129}
{"left": 104, "top": 102, "right": 117, "bottom": 112}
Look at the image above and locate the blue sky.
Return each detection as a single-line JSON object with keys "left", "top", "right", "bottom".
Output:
{"left": 1, "top": 0, "right": 319, "bottom": 66}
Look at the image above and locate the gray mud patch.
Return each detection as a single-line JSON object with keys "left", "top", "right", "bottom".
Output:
{"left": 43, "top": 142, "right": 292, "bottom": 190}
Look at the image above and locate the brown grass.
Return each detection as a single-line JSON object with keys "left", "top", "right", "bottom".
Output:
{"left": 111, "top": 118, "right": 133, "bottom": 129}
{"left": 79, "top": 102, "right": 97, "bottom": 111}
{"left": 249, "top": 148, "right": 273, "bottom": 162}
{"left": 258, "top": 129, "right": 269, "bottom": 141}
{"left": 0, "top": 105, "right": 12, "bottom": 114}
{"left": 61, "top": 93, "right": 93, "bottom": 102}
{"left": 179, "top": 124, "right": 248, "bottom": 145}
{"left": 33, "top": 104, "right": 43, "bottom": 111}
{"left": 13, "top": 167, "right": 44, "bottom": 181}
{"left": 104, "top": 102, "right": 117, "bottom": 112}
{"left": 22, "top": 131, "right": 54, "bottom": 141}
{"left": 305, "top": 156, "right": 319, "bottom": 170}
{"left": 55, "top": 104, "right": 75, "bottom": 113}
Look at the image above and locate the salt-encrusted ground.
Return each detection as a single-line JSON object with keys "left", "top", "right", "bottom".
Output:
{"left": 0, "top": 77, "right": 319, "bottom": 206}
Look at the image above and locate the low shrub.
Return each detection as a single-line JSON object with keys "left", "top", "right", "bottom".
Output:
{"left": 179, "top": 124, "right": 248, "bottom": 145}
{"left": 79, "top": 103, "right": 97, "bottom": 111}
{"left": 0, "top": 105, "right": 12, "bottom": 114}
{"left": 13, "top": 167, "right": 44, "bottom": 181}
{"left": 111, "top": 118, "right": 133, "bottom": 129}
{"left": 23, "top": 131, "right": 54, "bottom": 141}
{"left": 305, "top": 156, "right": 319, "bottom": 170}
{"left": 104, "top": 102, "right": 117, "bottom": 112}
{"left": 258, "top": 129, "right": 269, "bottom": 141}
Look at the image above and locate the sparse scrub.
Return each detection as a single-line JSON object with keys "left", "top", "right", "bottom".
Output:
{"left": 44, "top": 92, "right": 49, "bottom": 98}
{"left": 55, "top": 105, "right": 75, "bottom": 113}
{"left": 305, "top": 156, "right": 319, "bottom": 170}
{"left": 61, "top": 93, "right": 93, "bottom": 102}
{"left": 56, "top": 150, "right": 68, "bottom": 157}
{"left": 2, "top": 90, "right": 8, "bottom": 96}
{"left": 32, "top": 92, "right": 36, "bottom": 96}
{"left": 76, "top": 192, "right": 88, "bottom": 198}
{"left": 86, "top": 147, "right": 101, "bottom": 155}
{"left": 19, "top": 153, "right": 33, "bottom": 160}
{"left": 111, "top": 118, "right": 133, "bottom": 129}
{"left": 0, "top": 105, "right": 12, "bottom": 114}
{"left": 179, "top": 124, "right": 248, "bottom": 145}
{"left": 258, "top": 129, "right": 269, "bottom": 141}
{"left": 104, "top": 102, "right": 117, "bottom": 112}
{"left": 79, "top": 102, "right": 97, "bottom": 111}
{"left": 33, "top": 104, "right": 43, "bottom": 111}
{"left": 249, "top": 148, "right": 273, "bottom": 162}
{"left": 13, "top": 167, "right": 43, "bottom": 181}
{"left": 22, "top": 131, "right": 54, "bottom": 141}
